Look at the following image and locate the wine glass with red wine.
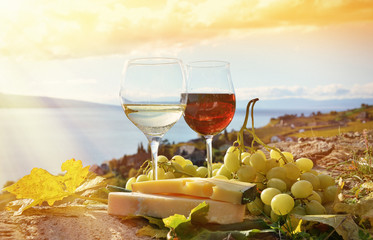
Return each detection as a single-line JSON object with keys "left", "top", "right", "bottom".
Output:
{"left": 183, "top": 61, "right": 236, "bottom": 177}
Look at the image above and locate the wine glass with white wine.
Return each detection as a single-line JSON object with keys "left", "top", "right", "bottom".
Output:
{"left": 119, "top": 57, "right": 187, "bottom": 180}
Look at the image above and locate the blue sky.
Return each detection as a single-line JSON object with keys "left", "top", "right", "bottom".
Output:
{"left": 0, "top": 0, "right": 373, "bottom": 105}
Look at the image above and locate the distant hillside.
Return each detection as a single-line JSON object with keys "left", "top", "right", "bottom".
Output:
{"left": 2, "top": 92, "right": 373, "bottom": 110}
{"left": 237, "top": 98, "right": 373, "bottom": 111}
{"left": 0, "top": 93, "right": 113, "bottom": 108}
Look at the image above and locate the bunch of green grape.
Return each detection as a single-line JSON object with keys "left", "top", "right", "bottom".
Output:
{"left": 125, "top": 155, "right": 209, "bottom": 190}
{"left": 125, "top": 146, "right": 338, "bottom": 229}
{"left": 236, "top": 147, "right": 339, "bottom": 225}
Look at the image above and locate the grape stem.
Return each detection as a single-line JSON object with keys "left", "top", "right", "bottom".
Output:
{"left": 136, "top": 160, "right": 151, "bottom": 177}
{"left": 236, "top": 98, "right": 288, "bottom": 164}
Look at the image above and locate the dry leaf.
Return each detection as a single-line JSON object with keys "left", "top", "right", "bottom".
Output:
{"left": 296, "top": 214, "right": 361, "bottom": 240}
{"left": 3, "top": 159, "right": 105, "bottom": 215}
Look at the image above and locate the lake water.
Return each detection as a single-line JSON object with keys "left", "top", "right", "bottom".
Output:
{"left": 0, "top": 106, "right": 316, "bottom": 186}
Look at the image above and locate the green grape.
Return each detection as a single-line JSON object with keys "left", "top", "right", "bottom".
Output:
{"left": 283, "top": 177, "right": 296, "bottom": 191}
{"left": 224, "top": 146, "right": 241, "bottom": 173}
{"left": 255, "top": 173, "right": 266, "bottom": 190}
{"left": 196, "top": 166, "right": 208, "bottom": 178}
{"left": 282, "top": 151, "right": 294, "bottom": 163}
{"left": 263, "top": 204, "right": 272, "bottom": 216}
{"left": 278, "top": 151, "right": 293, "bottom": 166}
{"left": 305, "top": 200, "right": 326, "bottom": 215}
{"left": 267, "top": 178, "right": 287, "bottom": 192}
{"left": 269, "top": 148, "right": 281, "bottom": 160}
{"left": 290, "top": 205, "right": 306, "bottom": 216}
{"left": 249, "top": 152, "right": 267, "bottom": 172}
{"left": 316, "top": 191, "right": 325, "bottom": 204}
{"left": 171, "top": 155, "right": 187, "bottom": 167}
{"left": 271, "top": 193, "right": 294, "bottom": 215}
{"left": 212, "top": 175, "right": 228, "bottom": 180}
{"left": 164, "top": 171, "right": 175, "bottom": 179}
{"left": 260, "top": 187, "right": 281, "bottom": 205}
{"left": 171, "top": 161, "right": 184, "bottom": 178}
{"left": 183, "top": 164, "right": 197, "bottom": 177}
{"left": 246, "top": 197, "right": 264, "bottom": 216}
{"left": 291, "top": 180, "right": 313, "bottom": 198}
{"left": 125, "top": 177, "right": 136, "bottom": 190}
{"left": 157, "top": 155, "right": 168, "bottom": 163}
{"left": 308, "top": 169, "right": 319, "bottom": 176}
{"left": 148, "top": 167, "right": 166, "bottom": 180}
{"left": 184, "top": 159, "right": 194, "bottom": 165}
{"left": 266, "top": 166, "right": 287, "bottom": 181}
{"left": 300, "top": 172, "right": 320, "bottom": 190}
{"left": 212, "top": 168, "right": 219, "bottom": 176}
{"left": 295, "top": 158, "right": 314, "bottom": 172}
{"left": 318, "top": 174, "right": 335, "bottom": 189}
{"left": 324, "top": 185, "right": 338, "bottom": 203}
{"left": 236, "top": 165, "right": 256, "bottom": 182}
{"left": 283, "top": 162, "right": 301, "bottom": 181}
{"left": 265, "top": 158, "right": 280, "bottom": 172}
{"left": 136, "top": 174, "right": 149, "bottom": 182}
{"left": 217, "top": 164, "right": 232, "bottom": 179}
{"left": 257, "top": 150, "right": 267, "bottom": 161}
{"left": 308, "top": 190, "right": 322, "bottom": 203}
{"left": 241, "top": 152, "right": 251, "bottom": 164}
{"left": 242, "top": 156, "right": 251, "bottom": 165}
{"left": 212, "top": 162, "right": 223, "bottom": 170}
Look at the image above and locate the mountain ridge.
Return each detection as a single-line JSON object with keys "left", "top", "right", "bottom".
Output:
{"left": 0, "top": 93, "right": 115, "bottom": 108}
{"left": 1, "top": 92, "right": 372, "bottom": 110}
{"left": 237, "top": 97, "right": 373, "bottom": 111}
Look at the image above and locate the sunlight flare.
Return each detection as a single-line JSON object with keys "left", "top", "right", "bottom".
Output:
{"left": 0, "top": 0, "right": 372, "bottom": 59}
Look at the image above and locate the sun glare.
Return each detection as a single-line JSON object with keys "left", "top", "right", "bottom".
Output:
{"left": 0, "top": 0, "right": 372, "bottom": 59}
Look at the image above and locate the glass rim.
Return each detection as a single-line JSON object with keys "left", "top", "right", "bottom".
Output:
{"left": 186, "top": 60, "right": 230, "bottom": 68}
{"left": 127, "top": 57, "right": 183, "bottom": 66}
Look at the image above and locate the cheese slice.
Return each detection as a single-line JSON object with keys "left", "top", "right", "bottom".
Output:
{"left": 131, "top": 177, "right": 256, "bottom": 204}
{"left": 108, "top": 192, "right": 246, "bottom": 224}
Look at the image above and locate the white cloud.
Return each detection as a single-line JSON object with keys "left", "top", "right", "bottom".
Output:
{"left": 236, "top": 83, "right": 373, "bottom": 100}
{"left": 1, "top": 0, "right": 372, "bottom": 59}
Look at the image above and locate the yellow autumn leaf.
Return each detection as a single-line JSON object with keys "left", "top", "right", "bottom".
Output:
{"left": 4, "top": 168, "right": 68, "bottom": 205}
{"left": 61, "top": 158, "right": 90, "bottom": 193}
{"left": 3, "top": 158, "right": 105, "bottom": 215}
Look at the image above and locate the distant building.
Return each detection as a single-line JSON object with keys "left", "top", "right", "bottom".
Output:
{"left": 176, "top": 145, "right": 195, "bottom": 156}
{"left": 271, "top": 135, "right": 295, "bottom": 143}
{"left": 357, "top": 111, "right": 369, "bottom": 122}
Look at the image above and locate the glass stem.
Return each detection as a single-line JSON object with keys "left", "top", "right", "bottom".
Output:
{"left": 149, "top": 137, "right": 161, "bottom": 180}
{"left": 204, "top": 135, "right": 213, "bottom": 178}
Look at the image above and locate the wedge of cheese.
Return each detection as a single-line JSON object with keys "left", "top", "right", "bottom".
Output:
{"left": 131, "top": 177, "right": 256, "bottom": 204}
{"left": 108, "top": 192, "right": 246, "bottom": 224}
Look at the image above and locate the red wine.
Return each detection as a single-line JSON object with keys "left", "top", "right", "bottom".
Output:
{"left": 184, "top": 93, "right": 236, "bottom": 135}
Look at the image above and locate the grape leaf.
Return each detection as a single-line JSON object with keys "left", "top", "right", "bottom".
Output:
{"left": 3, "top": 158, "right": 106, "bottom": 215}
{"left": 136, "top": 225, "right": 168, "bottom": 239}
{"left": 295, "top": 214, "right": 361, "bottom": 240}
{"left": 162, "top": 202, "right": 273, "bottom": 239}
{"left": 61, "top": 158, "right": 90, "bottom": 193}
{"left": 163, "top": 202, "right": 209, "bottom": 239}
{"left": 163, "top": 214, "right": 189, "bottom": 229}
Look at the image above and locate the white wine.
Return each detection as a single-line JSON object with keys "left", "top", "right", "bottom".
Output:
{"left": 122, "top": 104, "right": 185, "bottom": 137}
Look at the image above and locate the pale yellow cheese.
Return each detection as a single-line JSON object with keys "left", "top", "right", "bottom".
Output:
{"left": 108, "top": 192, "right": 246, "bottom": 224}
{"left": 131, "top": 177, "right": 256, "bottom": 204}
